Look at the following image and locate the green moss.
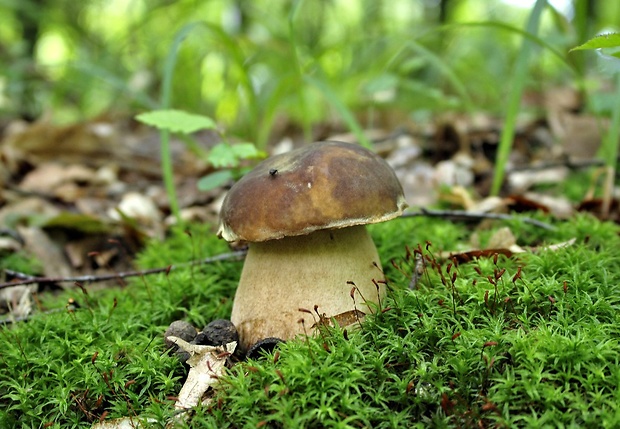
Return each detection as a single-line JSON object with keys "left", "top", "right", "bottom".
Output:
{"left": 0, "top": 250, "right": 42, "bottom": 276}
{"left": 1, "top": 215, "right": 620, "bottom": 428}
{"left": 0, "top": 224, "right": 241, "bottom": 428}
{"left": 193, "top": 214, "right": 620, "bottom": 428}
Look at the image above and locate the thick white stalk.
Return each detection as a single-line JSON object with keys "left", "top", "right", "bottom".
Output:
{"left": 231, "top": 225, "right": 385, "bottom": 350}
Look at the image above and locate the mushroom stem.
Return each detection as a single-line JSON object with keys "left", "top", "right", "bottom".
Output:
{"left": 230, "top": 225, "right": 386, "bottom": 351}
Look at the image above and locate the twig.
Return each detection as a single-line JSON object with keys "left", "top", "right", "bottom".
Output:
{"left": 400, "top": 208, "right": 557, "bottom": 231}
{"left": 1, "top": 210, "right": 554, "bottom": 289}
{"left": 0, "top": 250, "right": 247, "bottom": 290}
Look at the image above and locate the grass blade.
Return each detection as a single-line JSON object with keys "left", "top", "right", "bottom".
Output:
{"left": 491, "top": 0, "right": 547, "bottom": 196}
{"left": 304, "top": 75, "right": 372, "bottom": 149}
{"left": 159, "top": 22, "right": 203, "bottom": 223}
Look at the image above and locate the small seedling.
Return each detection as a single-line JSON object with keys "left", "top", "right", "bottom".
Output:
{"left": 136, "top": 108, "right": 265, "bottom": 223}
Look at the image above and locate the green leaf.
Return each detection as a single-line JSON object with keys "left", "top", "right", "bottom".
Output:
{"left": 491, "top": 0, "right": 545, "bottom": 196}
{"left": 197, "top": 170, "right": 234, "bottom": 191}
{"left": 207, "top": 144, "right": 239, "bottom": 168}
{"left": 363, "top": 74, "right": 399, "bottom": 96}
{"left": 136, "top": 109, "right": 217, "bottom": 134}
{"left": 230, "top": 143, "right": 266, "bottom": 160}
{"left": 207, "top": 143, "right": 265, "bottom": 168}
{"left": 42, "top": 212, "right": 111, "bottom": 234}
{"left": 571, "top": 33, "right": 620, "bottom": 52}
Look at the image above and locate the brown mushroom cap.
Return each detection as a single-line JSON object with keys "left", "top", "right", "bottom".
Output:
{"left": 217, "top": 141, "right": 408, "bottom": 242}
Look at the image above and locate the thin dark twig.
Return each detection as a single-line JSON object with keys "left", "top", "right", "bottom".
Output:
{"left": 0, "top": 250, "right": 247, "bottom": 290}
{"left": 400, "top": 208, "right": 556, "bottom": 231}
{"left": 1, "top": 210, "right": 552, "bottom": 289}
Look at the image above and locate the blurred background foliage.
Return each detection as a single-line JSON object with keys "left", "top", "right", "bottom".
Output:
{"left": 0, "top": 0, "right": 618, "bottom": 147}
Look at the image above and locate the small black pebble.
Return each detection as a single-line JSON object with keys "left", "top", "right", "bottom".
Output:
{"left": 246, "top": 337, "right": 284, "bottom": 360}
{"left": 176, "top": 350, "right": 191, "bottom": 364}
{"left": 203, "top": 319, "right": 239, "bottom": 346}
{"left": 164, "top": 320, "right": 198, "bottom": 350}
{"left": 192, "top": 332, "right": 209, "bottom": 346}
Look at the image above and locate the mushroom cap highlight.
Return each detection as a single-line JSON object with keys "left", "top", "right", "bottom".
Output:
{"left": 218, "top": 141, "right": 407, "bottom": 242}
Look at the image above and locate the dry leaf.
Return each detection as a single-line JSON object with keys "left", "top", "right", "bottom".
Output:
{"left": 17, "top": 226, "right": 73, "bottom": 283}
{"left": 0, "top": 236, "right": 21, "bottom": 252}
{"left": 578, "top": 198, "right": 620, "bottom": 222}
{"left": 470, "top": 196, "right": 507, "bottom": 214}
{"left": 311, "top": 309, "right": 366, "bottom": 329}
{"left": 433, "top": 155, "right": 475, "bottom": 189}
{"left": 506, "top": 194, "right": 551, "bottom": 214}
{"left": 92, "top": 417, "right": 157, "bottom": 429}
{"left": 0, "top": 197, "right": 61, "bottom": 228}
{"left": 448, "top": 248, "right": 514, "bottom": 264}
{"left": 19, "top": 163, "right": 96, "bottom": 196}
{"left": 393, "top": 161, "right": 437, "bottom": 208}
{"left": 508, "top": 166, "right": 569, "bottom": 192}
{"left": 544, "top": 87, "right": 603, "bottom": 160}
{"left": 522, "top": 192, "right": 574, "bottom": 219}
{"left": 109, "top": 192, "right": 161, "bottom": 226}
{"left": 438, "top": 185, "right": 476, "bottom": 210}
{"left": 166, "top": 337, "right": 236, "bottom": 411}
{"left": 0, "top": 285, "right": 36, "bottom": 318}
{"left": 486, "top": 227, "right": 518, "bottom": 250}
{"left": 446, "top": 237, "right": 576, "bottom": 264}
{"left": 541, "top": 238, "right": 576, "bottom": 251}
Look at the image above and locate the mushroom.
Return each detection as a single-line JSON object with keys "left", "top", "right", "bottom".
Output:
{"left": 217, "top": 141, "right": 407, "bottom": 351}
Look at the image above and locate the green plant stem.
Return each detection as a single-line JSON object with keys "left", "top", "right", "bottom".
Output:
{"left": 396, "top": 41, "right": 474, "bottom": 112}
{"left": 288, "top": 0, "right": 313, "bottom": 144}
{"left": 572, "top": 0, "right": 591, "bottom": 75}
{"left": 202, "top": 22, "right": 259, "bottom": 141}
{"left": 602, "top": 73, "right": 620, "bottom": 216}
{"left": 491, "top": 0, "right": 547, "bottom": 196}
{"left": 159, "top": 130, "right": 179, "bottom": 221}
{"left": 304, "top": 75, "right": 372, "bottom": 149}
{"left": 160, "top": 22, "right": 202, "bottom": 223}
{"left": 452, "top": 21, "right": 572, "bottom": 71}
